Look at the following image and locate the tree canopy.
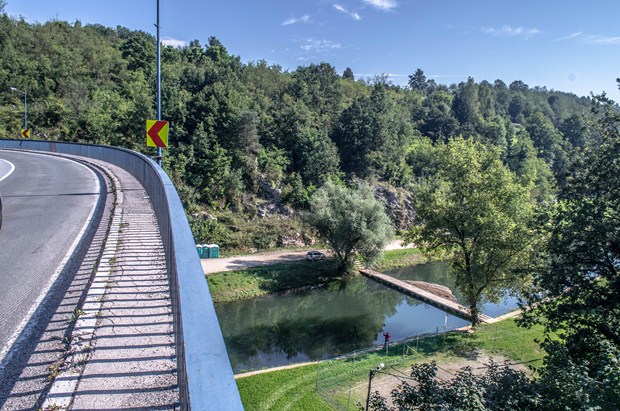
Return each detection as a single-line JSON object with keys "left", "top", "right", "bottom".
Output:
{"left": 519, "top": 91, "right": 620, "bottom": 409}
{"left": 304, "top": 181, "right": 394, "bottom": 270}
{"left": 372, "top": 91, "right": 620, "bottom": 409}
{"left": 368, "top": 360, "right": 540, "bottom": 411}
{"left": 405, "top": 137, "right": 536, "bottom": 324}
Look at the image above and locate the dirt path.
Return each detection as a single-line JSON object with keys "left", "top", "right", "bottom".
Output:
{"left": 201, "top": 240, "right": 413, "bottom": 275}
{"left": 354, "top": 351, "right": 530, "bottom": 408}
{"left": 201, "top": 248, "right": 331, "bottom": 275}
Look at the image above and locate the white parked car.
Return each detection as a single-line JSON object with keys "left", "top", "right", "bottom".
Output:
{"left": 305, "top": 251, "right": 326, "bottom": 261}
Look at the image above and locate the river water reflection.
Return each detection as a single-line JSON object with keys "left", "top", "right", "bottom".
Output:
{"left": 385, "top": 262, "right": 519, "bottom": 318}
{"left": 215, "top": 262, "right": 517, "bottom": 373}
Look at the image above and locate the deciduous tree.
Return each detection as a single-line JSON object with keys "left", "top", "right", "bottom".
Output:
{"left": 305, "top": 181, "right": 394, "bottom": 270}
{"left": 367, "top": 360, "right": 540, "bottom": 411}
{"left": 406, "top": 137, "right": 536, "bottom": 325}
{"left": 521, "top": 92, "right": 620, "bottom": 409}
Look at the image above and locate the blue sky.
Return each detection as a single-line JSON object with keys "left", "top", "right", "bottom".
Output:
{"left": 5, "top": 0, "right": 620, "bottom": 101}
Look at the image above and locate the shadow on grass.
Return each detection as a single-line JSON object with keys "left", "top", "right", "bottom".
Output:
{"left": 249, "top": 258, "right": 344, "bottom": 294}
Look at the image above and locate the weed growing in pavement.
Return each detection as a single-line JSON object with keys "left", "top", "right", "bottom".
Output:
{"left": 41, "top": 404, "right": 63, "bottom": 411}
{"left": 70, "top": 307, "right": 85, "bottom": 323}
{"left": 47, "top": 359, "right": 66, "bottom": 381}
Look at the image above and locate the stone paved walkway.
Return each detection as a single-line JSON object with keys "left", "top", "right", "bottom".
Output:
{"left": 42, "top": 162, "right": 178, "bottom": 410}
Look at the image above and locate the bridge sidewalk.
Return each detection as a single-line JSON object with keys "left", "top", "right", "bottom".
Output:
{"left": 42, "top": 163, "right": 179, "bottom": 410}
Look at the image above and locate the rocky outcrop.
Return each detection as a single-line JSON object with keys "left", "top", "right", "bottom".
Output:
{"left": 374, "top": 185, "right": 416, "bottom": 230}
{"left": 253, "top": 176, "right": 415, "bottom": 230}
{"left": 276, "top": 232, "right": 315, "bottom": 247}
{"left": 256, "top": 176, "right": 294, "bottom": 218}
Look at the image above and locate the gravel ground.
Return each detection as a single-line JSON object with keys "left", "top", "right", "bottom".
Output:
{"left": 201, "top": 240, "right": 412, "bottom": 275}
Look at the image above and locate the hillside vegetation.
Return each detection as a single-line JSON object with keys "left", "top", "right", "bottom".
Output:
{"left": 0, "top": 10, "right": 594, "bottom": 251}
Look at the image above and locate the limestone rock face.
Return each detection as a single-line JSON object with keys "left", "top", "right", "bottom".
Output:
{"left": 277, "top": 233, "right": 314, "bottom": 247}
{"left": 256, "top": 176, "right": 293, "bottom": 219}
{"left": 374, "top": 185, "right": 416, "bottom": 231}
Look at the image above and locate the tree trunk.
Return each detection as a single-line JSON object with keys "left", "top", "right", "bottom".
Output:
{"left": 470, "top": 304, "right": 480, "bottom": 327}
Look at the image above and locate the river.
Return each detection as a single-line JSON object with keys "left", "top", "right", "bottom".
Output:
{"left": 214, "top": 262, "right": 518, "bottom": 373}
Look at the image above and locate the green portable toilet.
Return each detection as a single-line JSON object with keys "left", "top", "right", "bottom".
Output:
{"left": 201, "top": 244, "right": 210, "bottom": 258}
{"left": 196, "top": 244, "right": 202, "bottom": 257}
{"left": 208, "top": 244, "right": 220, "bottom": 258}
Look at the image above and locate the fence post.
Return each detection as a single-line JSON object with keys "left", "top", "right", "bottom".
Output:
{"left": 347, "top": 385, "right": 352, "bottom": 411}
{"left": 316, "top": 360, "right": 320, "bottom": 391}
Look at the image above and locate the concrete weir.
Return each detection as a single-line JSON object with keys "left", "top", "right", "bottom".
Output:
{"left": 359, "top": 268, "right": 493, "bottom": 324}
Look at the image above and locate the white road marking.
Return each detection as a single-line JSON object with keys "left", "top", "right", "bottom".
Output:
{"left": 0, "top": 159, "right": 16, "bottom": 181}
{"left": 0, "top": 157, "right": 100, "bottom": 367}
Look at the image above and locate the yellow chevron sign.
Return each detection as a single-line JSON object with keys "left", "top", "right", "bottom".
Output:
{"left": 146, "top": 120, "right": 169, "bottom": 148}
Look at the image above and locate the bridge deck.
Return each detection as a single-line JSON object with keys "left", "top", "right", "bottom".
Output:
{"left": 359, "top": 268, "right": 492, "bottom": 324}
{"left": 42, "top": 160, "right": 178, "bottom": 410}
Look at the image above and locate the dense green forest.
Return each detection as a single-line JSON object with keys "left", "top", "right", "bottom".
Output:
{"left": 0, "top": 10, "right": 595, "bottom": 250}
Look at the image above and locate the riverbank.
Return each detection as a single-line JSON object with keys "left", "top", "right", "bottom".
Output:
{"left": 206, "top": 247, "right": 424, "bottom": 304}
{"left": 235, "top": 318, "right": 545, "bottom": 410}
{"left": 207, "top": 259, "right": 342, "bottom": 303}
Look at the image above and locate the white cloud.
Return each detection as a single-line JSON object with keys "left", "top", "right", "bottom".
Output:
{"left": 481, "top": 25, "right": 541, "bottom": 38}
{"left": 586, "top": 34, "right": 620, "bottom": 45}
{"left": 334, "top": 4, "right": 362, "bottom": 20}
{"left": 162, "top": 37, "right": 186, "bottom": 48}
{"left": 282, "top": 15, "right": 310, "bottom": 26}
{"left": 556, "top": 32, "right": 583, "bottom": 42}
{"left": 557, "top": 31, "right": 620, "bottom": 45}
{"left": 363, "top": 0, "right": 398, "bottom": 11}
{"left": 300, "top": 38, "right": 342, "bottom": 53}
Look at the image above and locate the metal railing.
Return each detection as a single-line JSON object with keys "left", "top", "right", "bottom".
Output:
{"left": 0, "top": 139, "right": 243, "bottom": 410}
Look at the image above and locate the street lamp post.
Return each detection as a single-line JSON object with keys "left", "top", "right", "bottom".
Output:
{"left": 155, "top": 0, "right": 162, "bottom": 165}
{"left": 10, "top": 87, "right": 27, "bottom": 130}
{"left": 365, "top": 363, "right": 384, "bottom": 411}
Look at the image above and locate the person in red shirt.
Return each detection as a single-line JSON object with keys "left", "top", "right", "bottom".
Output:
{"left": 383, "top": 331, "right": 391, "bottom": 349}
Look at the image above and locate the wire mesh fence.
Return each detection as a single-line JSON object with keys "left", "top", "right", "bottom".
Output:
{"left": 315, "top": 323, "right": 539, "bottom": 410}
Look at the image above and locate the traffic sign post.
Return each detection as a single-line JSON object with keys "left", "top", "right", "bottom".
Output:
{"left": 146, "top": 120, "right": 169, "bottom": 148}
{"left": 154, "top": 0, "right": 163, "bottom": 165}
{"left": 21, "top": 129, "right": 30, "bottom": 139}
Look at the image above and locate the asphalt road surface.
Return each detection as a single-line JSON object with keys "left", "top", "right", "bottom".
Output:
{"left": 0, "top": 150, "right": 99, "bottom": 357}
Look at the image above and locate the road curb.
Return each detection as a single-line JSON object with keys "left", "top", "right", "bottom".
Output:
{"left": 40, "top": 162, "right": 123, "bottom": 410}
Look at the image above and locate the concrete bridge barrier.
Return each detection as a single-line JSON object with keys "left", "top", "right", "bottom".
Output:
{"left": 0, "top": 139, "right": 243, "bottom": 410}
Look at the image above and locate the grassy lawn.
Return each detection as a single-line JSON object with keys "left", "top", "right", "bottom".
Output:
{"left": 207, "top": 259, "right": 342, "bottom": 303}
{"left": 372, "top": 248, "right": 426, "bottom": 271}
{"left": 236, "top": 364, "right": 333, "bottom": 411}
{"left": 236, "top": 318, "right": 545, "bottom": 410}
{"left": 208, "top": 246, "right": 425, "bottom": 303}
